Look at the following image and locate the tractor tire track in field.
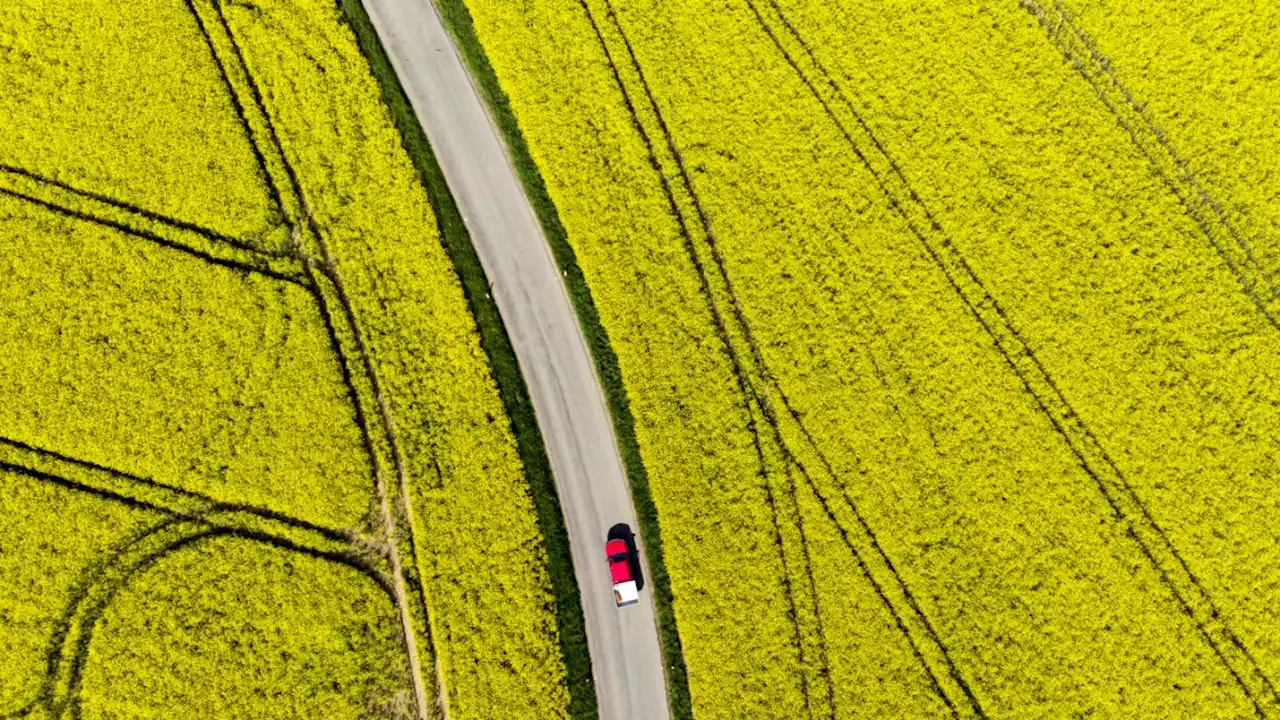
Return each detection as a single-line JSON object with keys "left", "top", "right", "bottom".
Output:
{"left": 1, "top": 507, "right": 399, "bottom": 720}
{"left": 778, "top": 461, "right": 838, "bottom": 719}
{"left": 180, "top": 0, "right": 292, "bottom": 242}
{"left": 576, "top": 5, "right": 827, "bottom": 717}
{"left": 0, "top": 2, "right": 435, "bottom": 715}
{"left": 0, "top": 454, "right": 406, "bottom": 719}
{"left": 0, "top": 436, "right": 352, "bottom": 542}
{"left": 1021, "top": 0, "right": 1280, "bottom": 331}
{"left": 0, "top": 164, "right": 289, "bottom": 259}
{"left": 0, "top": 515, "right": 200, "bottom": 720}
{"left": 182, "top": 2, "right": 441, "bottom": 716}
{"left": 580, "top": 1, "right": 994, "bottom": 716}
{"left": 598, "top": 12, "right": 984, "bottom": 712}
{"left": 747, "top": 0, "right": 1280, "bottom": 714}
{"left": 0, "top": 182, "right": 305, "bottom": 287}
{"left": 598, "top": 1, "right": 989, "bottom": 716}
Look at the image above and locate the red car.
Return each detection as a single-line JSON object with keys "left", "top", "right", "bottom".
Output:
{"left": 606, "top": 538, "right": 639, "bottom": 607}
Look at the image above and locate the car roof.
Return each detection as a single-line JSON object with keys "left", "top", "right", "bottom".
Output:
{"left": 610, "top": 555, "right": 633, "bottom": 583}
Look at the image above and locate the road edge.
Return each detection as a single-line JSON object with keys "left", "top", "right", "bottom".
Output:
{"left": 422, "top": 2, "right": 695, "bottom": 718}
{"left": 339, "top": 2, "right": 600, "bottom": 717}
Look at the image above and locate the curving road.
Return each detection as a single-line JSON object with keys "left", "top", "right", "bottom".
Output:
{"left": 358, "top": 1, "right": 672, "bottom": 719}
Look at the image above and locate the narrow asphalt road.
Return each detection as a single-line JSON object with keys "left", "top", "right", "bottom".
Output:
{"left": 360, "top": 2, "right": 672, "bottom": 719}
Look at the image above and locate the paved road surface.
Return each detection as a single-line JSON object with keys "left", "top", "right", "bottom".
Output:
{"left": 360, "top": 2, "right": 672, "bottom": 719}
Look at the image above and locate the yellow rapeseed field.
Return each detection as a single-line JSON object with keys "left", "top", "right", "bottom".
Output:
{"left": 216, "top": 0, "right": 572, "bottom": 714}
{"left": 1056, "top": 0, "right": 1280, "bottom": 284}
{"left": 0, "top": 194, "right": 371, "bottom": 530}
{"left": 0, "top": 0, "right": 284, "bottom": 245}
{"left": 458, "top": 0, "right": 1280, "bottom": 716}
{"left": 0, "top": 0, "right": 572, "bottom": 717}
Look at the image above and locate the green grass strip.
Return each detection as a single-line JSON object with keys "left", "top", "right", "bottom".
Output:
{"left": 339, "top": 2, "right": 600, "bottom": 717}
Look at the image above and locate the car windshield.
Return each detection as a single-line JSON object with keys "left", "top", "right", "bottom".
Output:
{"left": 609, "top": 552, "right": 627, "bottom": 563}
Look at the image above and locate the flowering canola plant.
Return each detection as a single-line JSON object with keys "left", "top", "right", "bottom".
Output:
{"left": 457, "top": 0, "right": 1280, "bottom": 716}
{"left": 0, "top": 0, "right": 571, "bottom": 718}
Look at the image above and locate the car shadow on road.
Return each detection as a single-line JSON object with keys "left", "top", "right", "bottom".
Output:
{"left": 607, "top": 523, "right": 644, "bottom": 592}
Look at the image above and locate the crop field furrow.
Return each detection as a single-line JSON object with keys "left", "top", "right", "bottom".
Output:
{"left": 181, "top": 0, "right": 295, "bottom": 233}
{"left": 185, "top": 5, "right": 441, "bottom": 711}
{"left": 1, "top": 468, "right": 165, "bottom": 718}
{"left": 190, "top": 0, "right": 394, "bottom": 500}
{"left": 744, "top": 1, "right": 1280, "bottom": 712}
{"left": 756, "top": 433, "right": 820, "bottom": 718}
{"left": 208, "top": 1, "right": 578, "bottom": 716}
{"left": 774, "top": 461, "right": 837, "bottom": 720}
{"left": 772, "top": 411, "right": 978, "bottom": 719}
{"left": 577, "top": 4, "right": 880, "bottom": 713}
{"left": 0, "top": 164, "right": 291, "bottom": 260}
{"left": 734, "top": 286, "right": 987, "bottom": 716}
{"left": 754, "top": 410, "right": 823, "bottom": 715}
{"left": 733, "top": 270, "right": 983, "bottom": 713}
{"left": 563, "top": 2, "right": 876, "bottom": 711}
{"left": 78, "top": 532, "right": 412, "bottom": 719}
{"left": 309, "top": 266, "right": 442, "bottom": 720}
{"left": 0, "top": 461, "right": 407, "bottom": 719}
{"left": 18, "top": 515, "right": 204, "bottom": 719}
{"left": 0, "top": 174, "right": 304, "bottom": 287}
{"left": 712, "top": 261, "right": 991, "bottom": 714}
{"left": 585, "top": 0, "right": 998, "bottom": 713}
{"left": 452, "top": 0, "right": 1280, "bottom": 714}
{"left": 1048, "top": 0, "right": 1280, "bottom": 281}
{"left": 0, "top": 186, "right": 304, "bottom": 288}
{"left": 586, "top": 1, "right": 990, "bottom": 714}
{"left": 765, "top": 0, "right": 1280, "bottom": 707}
{"left": 48, "top": 525, "right": 239, "bottom": 718}
{"left": 758, "top": 401, "right": 839, "bottom": 719}
{"left": 188, "top": 3, "right": 468, "bottom": 713}
{"left": 0, "top": 0, "right": 281, "bottom": 242}
{"left": 6, "top": 0, "right": 578, "bottom": 716}
{"left": 1, "top": 196, "right": 375, "bottom": 530}
{"left": 1017, "top": 0, "right": 1280, "bottom": 331}
{"left": 33, "top": 517, "right": 396, "bottom": 718}
{"left": 0, "top": 436, "right": 357, "bottom": 547}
